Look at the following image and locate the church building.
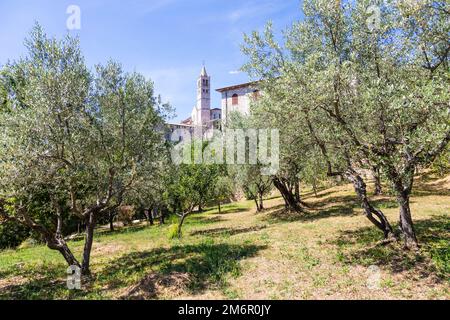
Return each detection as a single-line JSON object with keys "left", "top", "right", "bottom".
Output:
{"left": 167, "top": 65, "right": 261, "bottom": 139}
{"left": 216, "top": 80, "right": 260, "bottom": 125}
{"left": 179, "top": 66, "right": 222, "bottom": 131}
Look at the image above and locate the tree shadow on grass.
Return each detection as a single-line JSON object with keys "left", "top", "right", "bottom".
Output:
{"left": 101, "top": 242, "right": 266, "bottom": 299}
{"left": 264, "top": 194, "right": 398, "bottom": 224}
{"left": 190, "top": 226, "right": 267, "bottom": 237}
{"left": 0, "top": 242, "right": 265, "bottom": 300}
{"left": 214, "top": 207, "right": 250, "bottom": 215}
{"left": 97, "top": 225, "right": 149, "bottom": 237}
{"left": 333, "top": 215, "right": 449, "bottom": 281}
{"left": 302, "top": 189, "right": 339, "bottom": 201}
{"left": 412, "top": 178, "right": 450, "bottom": 197}
{"left": 0, "top": 262, "right": 78, "bottom": 300}
{"left": 188, "top": 215, "right": 225, "bottom": 225}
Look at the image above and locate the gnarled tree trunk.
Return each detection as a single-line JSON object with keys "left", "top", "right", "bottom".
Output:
{"left": 294, "top": 181, "right": 301, "bottom": 203}
{"left": 159, "top": 208, "right": 166, "bottom": 225}
{"left": 254, "top": 198, "right": 258, "bottom": 211}
{"left": 1, "top": 200, "right": 82, "bottom": 270}
{"left": 47, "top": 236, "right": 80, "bottom": 267}
{"left": 145, "top": 208, "right": 154, "bottom": 226}
{"left": 56, "top": 240, "right": 80, "bottom": 267}
{"left": 272, "top": 177, "right": 302, "bottom": 212}
{"left": 346, "top": 171, "right": 395, "bottom": 240}
{"left": 386, "top": 166, "right": 419, "bottom": 249}
{"left": 81, "top": 212, "right": 97, "bottom": 276}
{"left": 177, "top": 205, "right": 195, "bottom": 238}
{"left": 397, "top": 192, "right": 418, "bottom": 249}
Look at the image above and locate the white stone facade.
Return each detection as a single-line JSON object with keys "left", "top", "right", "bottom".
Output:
{"left": 216, "top": 82, "right": 260, "bottom": 125}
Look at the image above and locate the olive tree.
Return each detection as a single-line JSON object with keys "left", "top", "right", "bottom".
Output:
{"left": 213, "top": 176, "right": 235, "bottom": 214}
{"left": 0, "top": 25, "right": 168, "bottom": 274}
{"left": 242, "top": 0, "right": 449, "bottom": 247}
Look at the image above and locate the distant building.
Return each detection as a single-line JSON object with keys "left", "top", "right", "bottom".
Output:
{"left": 216, "top": 81, "right": 261, "bottom": 125}
{"left": 167, "top": 66, "right": 262, "bottom": 140}
{"left": 167, "top": 66, "right": 222, "bottom": 140}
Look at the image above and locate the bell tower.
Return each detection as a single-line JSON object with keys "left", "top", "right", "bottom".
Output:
{"left": 194, "top": 65, "right": 211, "bottom": 126}
{"left": 197, "top": 65, "right": 211, "bottom": 110}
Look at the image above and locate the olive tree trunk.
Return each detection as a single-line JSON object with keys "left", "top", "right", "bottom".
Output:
{"left": 56, "top": 241, "right": 80, "bottom": 267}
{"left": 45, "top": 234, "right": 81, "bottom": 268}
{"left": 258, "top": 193, "right": 264, "bottom": 211}
{"left": 109, "top": 210, "right": 115, "bottom": 232}
{"left": 272, "top": 177, "right": 302, "bottom": 212}
{"left": 386, "top": 166, "right": 419, "bottom": 249}
{"left": 372, "top": 166, "right": 383, "bottom": 196}
{"left": 346, "top": 171, "right": 395, "bottom": 240}
{"left": 177, "top": 213, "right": 189, "bottom": 238}
{"left": 81, "top": 212, "right": 97, "bottom": 275}
{"left": 397, "top": 192, "right": 418, "bottom": 249}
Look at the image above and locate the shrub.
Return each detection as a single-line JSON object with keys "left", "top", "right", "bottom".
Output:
{"left": 168, "top": 223, "right": 180, "bottom": 239}
{"left": 430, "top": 147, "right": 450, "bottom": 177}
{"left": 118, "top": 206, "right": 135, "bottom": 226}
{"left": 0, "top": 220, "right": 30, "bottom": 250}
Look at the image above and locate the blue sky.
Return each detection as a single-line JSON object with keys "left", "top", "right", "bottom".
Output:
{"left": 0, "top": 0, "right": 303, "bottom": 121}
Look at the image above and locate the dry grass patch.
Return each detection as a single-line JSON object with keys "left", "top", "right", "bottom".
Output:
{"left": 0, "top": 175, "right": 448, "bottom": 300}
{"left": 119, "top": 272, "right": 191, "bottom": 300}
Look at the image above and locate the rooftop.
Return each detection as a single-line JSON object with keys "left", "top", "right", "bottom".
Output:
{"left": 215, "top": 80, "right": 260, "bottom": 93}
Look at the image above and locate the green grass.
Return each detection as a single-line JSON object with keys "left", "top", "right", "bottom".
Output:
{"left": 0, "top": 179, "right": 449, "bottom": 300}
{"left": 0, "top": 200, "right": 259, "bottom": 300}
{"left": 333, "top": 214, "right": 449, "bottom": 279}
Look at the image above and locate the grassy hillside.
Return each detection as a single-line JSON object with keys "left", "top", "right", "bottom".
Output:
{"left": 0, "top": 175, "right": 448, "bottom": 300}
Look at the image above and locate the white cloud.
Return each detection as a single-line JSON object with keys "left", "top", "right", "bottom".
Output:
{"left": 229, "top": 70, "right": 241, "bottom": 75}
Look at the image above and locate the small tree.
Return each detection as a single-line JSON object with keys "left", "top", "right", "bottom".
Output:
{"left": 213, "top": 176, "right": 234, "bottom": 214}
{"left": 232, "top": 164, "right": 272, "bottom": 213}
{"left": 171, "top": 162, "right": 221, "bottom": 238}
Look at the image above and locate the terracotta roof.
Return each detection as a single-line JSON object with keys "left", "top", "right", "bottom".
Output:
{"left": 215, "top": 80, "right": 260, "bottom": 93}
{"left": 181, "top": 117, "right": 192, "bottom": 125}
{"left": 167, "top": 123, "right": 194, "bottom": 128}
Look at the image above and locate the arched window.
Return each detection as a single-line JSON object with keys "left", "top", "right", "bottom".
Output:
{"left": 232, "top": 94, "right": 239, "bottom": 106}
